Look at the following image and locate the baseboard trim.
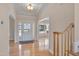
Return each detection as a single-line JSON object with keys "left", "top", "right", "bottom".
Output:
{"left": 9, "top": 40, "right": 14, "bottom": 42}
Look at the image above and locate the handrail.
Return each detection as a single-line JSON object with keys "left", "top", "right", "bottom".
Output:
{"left": 64, "top": 23, "right": 74, "bottom": 32}
{"left": 53, "top": 23, "right": 74, "bottom": 56}
{"left": 63, "top": 23, "right": 74, "bottom": 56}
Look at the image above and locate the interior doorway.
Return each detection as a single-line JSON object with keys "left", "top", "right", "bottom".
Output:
{"left": 37, "top": 17, "right": 50, "bottom": 51}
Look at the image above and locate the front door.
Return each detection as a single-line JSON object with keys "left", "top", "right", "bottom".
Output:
{"left": 18, "top": 23, "right": 33, "bottom": 42}
{"left": 22, "top": 23, "right": 32, "bottom": 41}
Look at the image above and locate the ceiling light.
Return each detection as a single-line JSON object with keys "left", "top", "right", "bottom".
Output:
{"left": 26, "top": 4, "right": 34, "bottom": 11}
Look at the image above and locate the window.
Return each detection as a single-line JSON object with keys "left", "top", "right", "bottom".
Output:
{"left": 39, "top": 25, "right": 46, "bottom": 31}
{"left": 18, "top": 30, "right": 22, "bottom": 37}
{"left": 24, "top": 24, "right": 31, "bottom": 30}
{"left": 18, "top": 23, "right": 22, "bottom": 30}
{"left": 18, "top": 23, "right": 22, "bottom": 37}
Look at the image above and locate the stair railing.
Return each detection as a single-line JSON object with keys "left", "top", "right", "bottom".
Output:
{"left": 53, "top": 23, "right": 74, "bottom": 56}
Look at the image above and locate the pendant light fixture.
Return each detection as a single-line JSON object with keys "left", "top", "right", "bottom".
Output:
{"left": 26, "top": 4, "right": 34, "bottom": 11}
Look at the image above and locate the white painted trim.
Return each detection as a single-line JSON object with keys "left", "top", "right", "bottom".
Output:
{"left": 38, "top": 17, "right": 49, "bottom": 23}
{"left": 14, "top": 15, "right": 17, "bottom": 43}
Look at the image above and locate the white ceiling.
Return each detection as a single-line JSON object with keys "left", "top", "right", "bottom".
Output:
{"left": 13, "top": 3, "right": 47, "bottom": 16}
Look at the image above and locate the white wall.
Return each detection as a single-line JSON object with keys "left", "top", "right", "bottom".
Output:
{"left": 0, "top": 4, "right": 16, "bottom": 56}
{"left": 73, "top": 4, "right": 79, "bottom": 53}
{"left": 39, "top": 4, "right": 74, "bottom": 32}
{"left": 0, "top": 4, "right": 10, "bottom": 55}
{"left": 9, "top": 15, "right": 15, "bottom": 40}
{"left": 75, "top": 4, "right": 79, "bottom": 42}
{"left": 38, "top": 4, "right": 74, "bottom": 51}
{"left": 8, "top": 4, "right": 16, "bottom": 19}
{"left": 15, "top": 15, "right": 37, "bottom": 42}
{"left": 8, "top": 4, "right": 16, "bottom": 41}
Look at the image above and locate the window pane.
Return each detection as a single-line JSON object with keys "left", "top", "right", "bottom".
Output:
{"left": 24, "top": 24, "right": 31, "bottom": 29}
{"left": 18, "top": 23, "right": 22, "bottom": 29}
{"left": 18, "top": 26, "right": 22, "bottom": 29}
{"left": 18, "top": 30, "right": 22, "bottom": 37}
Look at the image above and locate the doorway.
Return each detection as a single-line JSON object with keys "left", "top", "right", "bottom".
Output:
{"left": 37, "top": 17, "right": 50, "bottom": 51}
{"left": 18, "top": 23, "right": 33, "bottom": 43}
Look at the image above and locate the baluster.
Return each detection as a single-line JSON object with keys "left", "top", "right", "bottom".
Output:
{"left": 57, "top": 33, "right": 59, "bottom": 56}
{"left": 53, "top": 24, "right": 74, "bottom": 56}
{"left": 67, "top": 31, "right": 69, "bottom": 56}
{"left": 64, "top": 32, "right": 67, "bottom": 56}
{"left": 53, "top": 32, "right": 55, "bottom": 56}
{"left": 61, "top": 33, "right": 64, "bottom": 56}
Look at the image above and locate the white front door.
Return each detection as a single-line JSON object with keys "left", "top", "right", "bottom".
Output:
{"left": 18, "top": 23, "right": 33, "bottom": 42}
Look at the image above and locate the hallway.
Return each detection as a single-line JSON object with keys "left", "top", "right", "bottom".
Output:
{"left": 5, "top": 3, "right": 78, "bottom": 56}
{"left": 0, "top": 3, "right": 79, "bottom": 56}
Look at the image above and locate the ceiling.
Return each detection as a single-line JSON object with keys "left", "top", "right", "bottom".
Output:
{"left": 13, "top": 3, "right": 47, "bottom": 16}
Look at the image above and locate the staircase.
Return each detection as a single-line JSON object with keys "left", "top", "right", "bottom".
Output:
{"left": 53, "top": 23, "right": 74, "bottom": 56}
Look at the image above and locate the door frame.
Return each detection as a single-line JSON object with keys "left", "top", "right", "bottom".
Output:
{"left": 37, "top": 17, "right": 50, "bottom": 50}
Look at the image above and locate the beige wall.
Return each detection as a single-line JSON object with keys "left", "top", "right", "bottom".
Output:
{"left": 38, "top": 4, "right": 74, "bottom": 51}
{"left": 74, "top": 4, "right": 79, "bottom": 52}
{"left": 0, "top": 4, "right": 9, "bottom": 55}
{"left": 39, "top": 4, "right": 74, "bottom": 32}
{"left": 75, "top": 4, "right": 79, "bottom": 42}
{"left": 0, "top": 4, "right": 16, "bottom": 55}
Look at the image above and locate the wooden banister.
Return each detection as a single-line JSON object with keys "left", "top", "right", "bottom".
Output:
{"left": 53, "top": 23, "right": 74, "bottom": 56}
{"left": 64, "top": 23, "right": 74, "bottom": 32}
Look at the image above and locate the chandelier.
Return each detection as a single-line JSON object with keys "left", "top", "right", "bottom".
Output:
{"left": 26, "top": 4, "right": 34, "bottom": 11}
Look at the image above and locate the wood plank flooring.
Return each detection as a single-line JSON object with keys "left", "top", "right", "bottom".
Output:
{"left": 9, "top": 40, "right": 52, "bottom": 56}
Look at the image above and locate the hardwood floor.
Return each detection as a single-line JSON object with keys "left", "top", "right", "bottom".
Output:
{"left": 9, "top": 40, "right": 52, "bottom": 56}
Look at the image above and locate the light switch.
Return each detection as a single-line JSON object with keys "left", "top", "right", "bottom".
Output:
{"left": 1, "top": 21, "right": 3, "bottom": 24}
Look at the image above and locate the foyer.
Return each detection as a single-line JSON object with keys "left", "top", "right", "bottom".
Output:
{"left": 0, "top": 3, "right": 79, "bottom": 56}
